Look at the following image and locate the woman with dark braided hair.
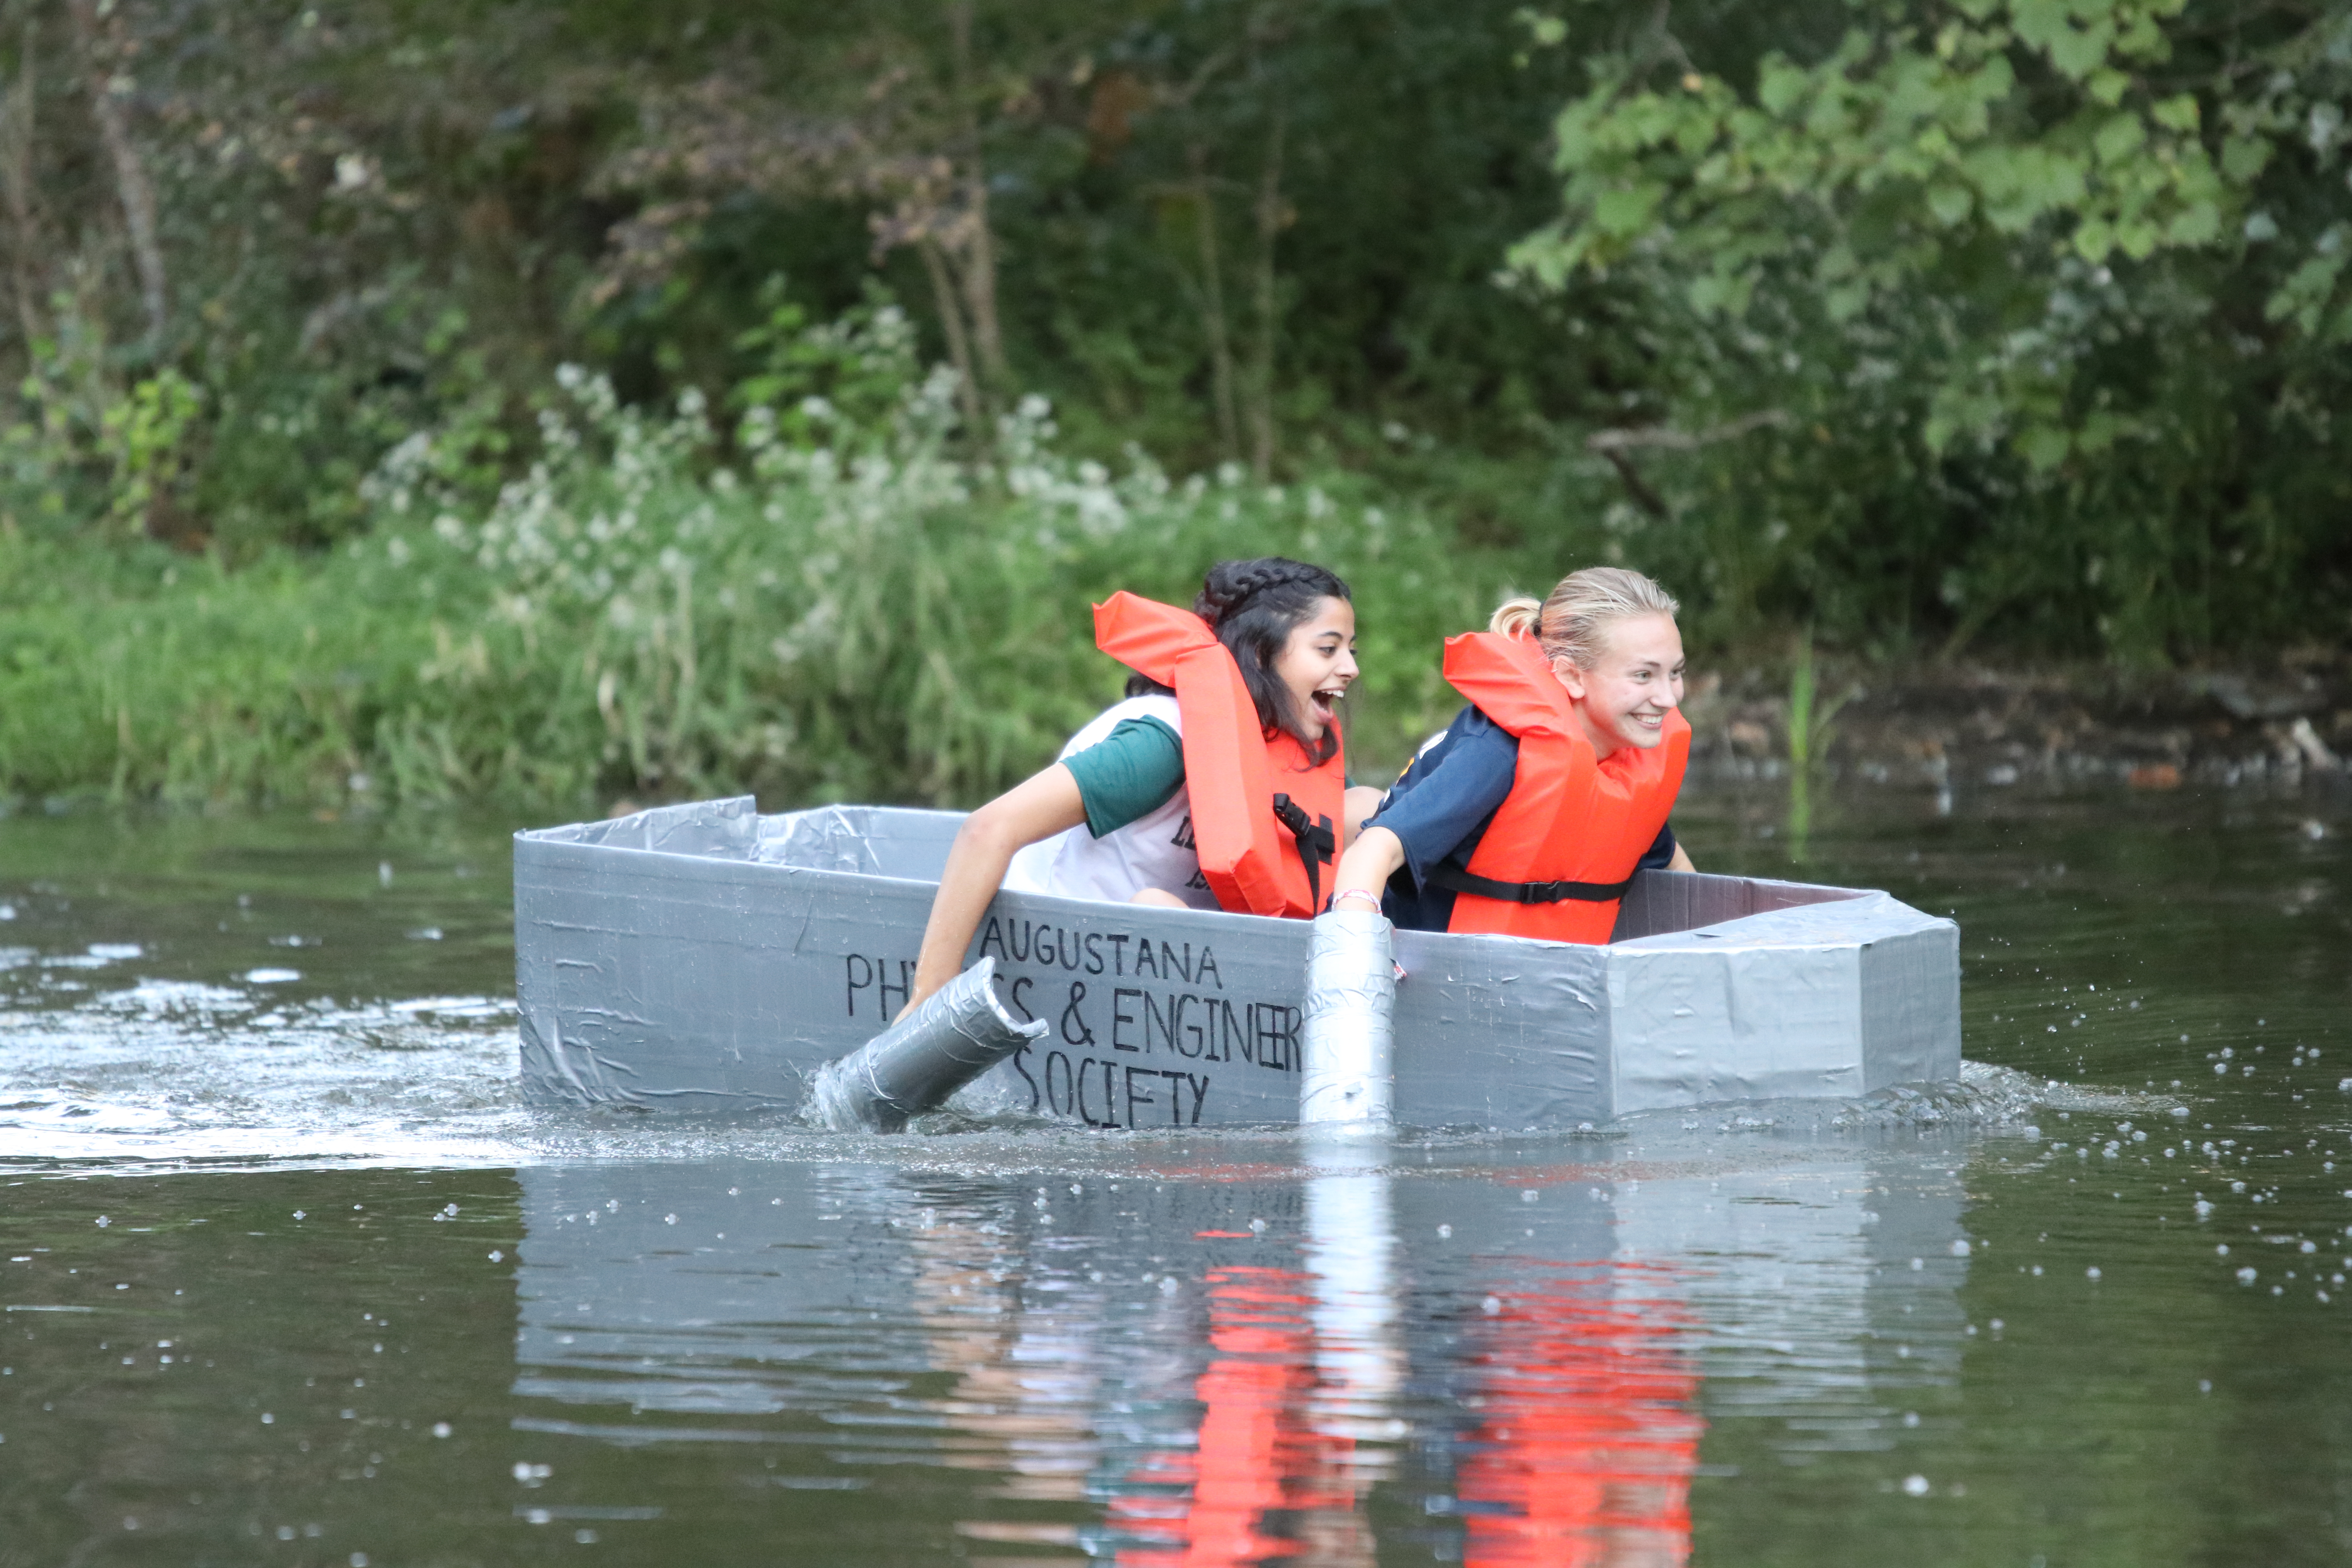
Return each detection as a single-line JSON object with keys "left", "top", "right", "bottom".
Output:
{"left": 903, "top": 558, "right": 1377, "bottom": 1015}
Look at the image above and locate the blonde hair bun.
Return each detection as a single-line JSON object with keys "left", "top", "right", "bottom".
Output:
{"left": 1490, "top": 567, "right": 1678, "bottom": 670}
{"left": 1487, "top": 596, "right": 1544, "bottom": 638}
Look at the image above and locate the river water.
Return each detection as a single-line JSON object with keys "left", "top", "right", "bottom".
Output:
{"left": 2, "top": 778, "right": 2347, "bottom": 1566}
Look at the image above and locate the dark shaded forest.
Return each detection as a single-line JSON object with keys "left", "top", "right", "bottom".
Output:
{"left": 1, "top": 0, "right": 2347, "bottom": 805}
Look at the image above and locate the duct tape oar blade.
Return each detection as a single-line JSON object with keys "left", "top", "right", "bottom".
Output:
{"left": 808, "top": 956, "right": 1047, "bottom": 1132}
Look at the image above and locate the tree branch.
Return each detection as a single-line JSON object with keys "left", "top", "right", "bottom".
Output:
{"left": 67, "top": 0, "right": 166, "bottom": 347}
{"left": 917, "top": 236, "right": 985, "bottom": 435}
{"left": 1, "top": 9, "right": 46, "bottom": 350}
{"left": 1585, "top": 410, "right": 1786, "bottom": 517}
{"left": 1246, "top": 100, "right": 1284, "bottom": 482}
{"left": 1584, "top": 408, "right": 1789, "bottom": 453}
{"left": 946, "top": 0, "right": 1006, "bottom": 392}
{"left": 1599, "top": 448, "right": 1669, "bottom": 518}
{"left": 1189, "top": 151, "right": 1239, "bottom": 464}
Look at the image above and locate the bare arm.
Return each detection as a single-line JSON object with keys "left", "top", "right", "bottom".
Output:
{"left": 1667, "top": 840, "right": 1696, "bottom": 874}
{"left": 904, "top": 764, "right": 1089, "bottom": 1015}
{"left": 1342, "top": 784, "right": 1385, "bottom": 848}
{"left": 1330, "top": 824, "right": 1405, "bottom": 912}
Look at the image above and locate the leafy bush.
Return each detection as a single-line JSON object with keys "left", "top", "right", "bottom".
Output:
{"left": 1509, "top": 0, "right": 2352, "bottom": 662}
{"left": 0, "top": 306, "right": 1549, "bottom": 810}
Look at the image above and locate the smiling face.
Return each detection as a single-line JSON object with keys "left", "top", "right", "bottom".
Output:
{"left": 1553, "top": 612, "right": 1685, "bottom": 757}
{"left": 1272, "top": 596, "right": 1359, "bottom": 740}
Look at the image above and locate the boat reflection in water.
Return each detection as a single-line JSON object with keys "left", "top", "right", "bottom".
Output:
{"left": 510, "top": 1140, "right": 1967, "bottom": 1563}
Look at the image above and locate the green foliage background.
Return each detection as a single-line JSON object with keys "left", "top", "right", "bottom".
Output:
{"left": 0, "top": 0, "right": 2345, "bottom": 806}
{"left": 0, "top": 307, "right": 1518, "bottom": 807}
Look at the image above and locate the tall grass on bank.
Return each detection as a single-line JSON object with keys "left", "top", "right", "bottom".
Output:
{"left": 0, "top": 310, "right": 1556, "bottom": 811}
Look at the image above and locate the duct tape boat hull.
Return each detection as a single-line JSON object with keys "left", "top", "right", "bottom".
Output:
{"left": 514, "top": 797, "right": 1960, "bottom": 1128}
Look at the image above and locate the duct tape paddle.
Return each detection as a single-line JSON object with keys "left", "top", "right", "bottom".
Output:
{"left": 1299, "top": 907, "right": 1396, "bottom": 1129}
{"left": 808, "top": 957, "right": 1047, "bottom": 1132}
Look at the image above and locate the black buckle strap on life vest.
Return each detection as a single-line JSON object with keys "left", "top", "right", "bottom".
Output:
{"left": 1426, "top": 862, "right": 1633, "bottom": 905}
{"left": 1270, "top": 793, "right": 1336, "bottom": 911}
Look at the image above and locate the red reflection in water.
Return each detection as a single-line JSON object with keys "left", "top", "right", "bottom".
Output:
{"left": 1115, "top": 1263, "right": 1700, "bottom": 1566}
{"left": 1457, "top": 1272, "right": 1702, "bottom": 1568}
{"left": 1114, "top": 1266, "right": 1359, "bottom": 1566}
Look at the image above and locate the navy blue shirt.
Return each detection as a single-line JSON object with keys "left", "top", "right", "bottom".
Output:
{"left": 1364, "top": 704, "right": 1677, "bottom": 932}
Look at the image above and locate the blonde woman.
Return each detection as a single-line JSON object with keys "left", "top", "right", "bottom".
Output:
{"left": 1327, "top": 566, "right": 1695, "bottom": 941}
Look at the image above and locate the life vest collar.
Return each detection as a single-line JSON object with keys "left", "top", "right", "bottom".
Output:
{"left": 1442, "top": 630, "right": 1577, "bottom": 741}
{"left": 1090, "top": 593, "right": 1221, "bottom": 688}
{"left": 1094, "top": 592, "right": 1345, "bottom": 920}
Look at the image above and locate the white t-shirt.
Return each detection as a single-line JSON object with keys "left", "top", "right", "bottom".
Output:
{"left": 1001, "top": 695, "right": 1219, "bottom": 910}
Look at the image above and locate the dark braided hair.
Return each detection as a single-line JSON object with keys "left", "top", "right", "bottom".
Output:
{"left": 1124, "top": 557, "right": 1353, "bottom": 765}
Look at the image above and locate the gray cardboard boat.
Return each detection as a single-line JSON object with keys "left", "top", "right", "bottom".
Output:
{"left": 513, "top": 796, "right": 1960, "bottom": 1128}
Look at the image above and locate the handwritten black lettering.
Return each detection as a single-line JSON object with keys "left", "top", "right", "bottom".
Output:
{"left": 1007, "top": 920, "right": 1033, "bottom": 963}
{"left": 880, "top": 960, "right": 911, "bottom": 1019}
{"left": 1184, "top": 1072, "right": 1209, "bottom": 1124}
{"left": 1211, "top": 997, "right": 1243, "bottom": 1062}
{"left": 1071, "top": 986, "right": 1301, "bottom": 1071}
{"left": 1195, "top": 946, "right": 1222, "bottom": 990}
{"left": 1262, "top": 1003, "right": 1290, "bottom": 1071}
{"left": 1036, "top": 1058, "right": 1210, "bottom": 1128}
{"left": 1172, "top": 993, "right": 1199, "bottom": 1058}
{"left": 1085, "top": 932, "right": 1105, "bottom": 976}
{"left": 1245, "top": 1004, "right": 1298, "bottom": 1072}
{"left": 1060, "top": 982, "right": 1097, "bottom": 1047}
{"left": 978, "top": 916, "right": 1005, "bottom": 960}
{"left": 1112, "top": 988, "right": 1143, "bottom": 1052}
{"left": 1160, "top": 940, "right": 1191, "bottom": 984}
{"left": 1180, "top": 993, "right": 1208, "bottom": 1058}
{"left": 1107, "top": 933, "right": 1131, "bottom": 975}
{"left": 1124, "top": 1064, "right": 1157, "bottom": 1126}
{"left": 1076, "top": 1053, "right": 1103, "bottom": 1125}
{"left": 1007, "top": 975, "right": 1036, "bottom": 1024}
{"left": 845, "top": 954, "right": 873, "bottom": 1018}
{"left": 1135, "top": 940, "right": 1159, "bottom": 981}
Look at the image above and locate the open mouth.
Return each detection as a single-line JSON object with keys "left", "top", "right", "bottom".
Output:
{"left": 1308, "top": 686, "right": 1347, "bottom": 726}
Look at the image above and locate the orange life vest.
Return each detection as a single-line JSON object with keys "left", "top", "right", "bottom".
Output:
{"left": 1094, "top": 592, "right": 1346, "bottom": 919}
{"left": 1434, "top": 630, "right": 1688, "bottom": 945}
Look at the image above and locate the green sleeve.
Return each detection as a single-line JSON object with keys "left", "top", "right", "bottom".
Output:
{"left": 1062, "top": 716, "right": 1186, "bottom": 838}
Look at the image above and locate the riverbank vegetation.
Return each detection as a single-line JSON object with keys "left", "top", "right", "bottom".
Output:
{"left": 1, "top": 0, "right": 2346, "bottom": 808}
{"left": 0, "top": 304, "right": 1538, "bottom": 805}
